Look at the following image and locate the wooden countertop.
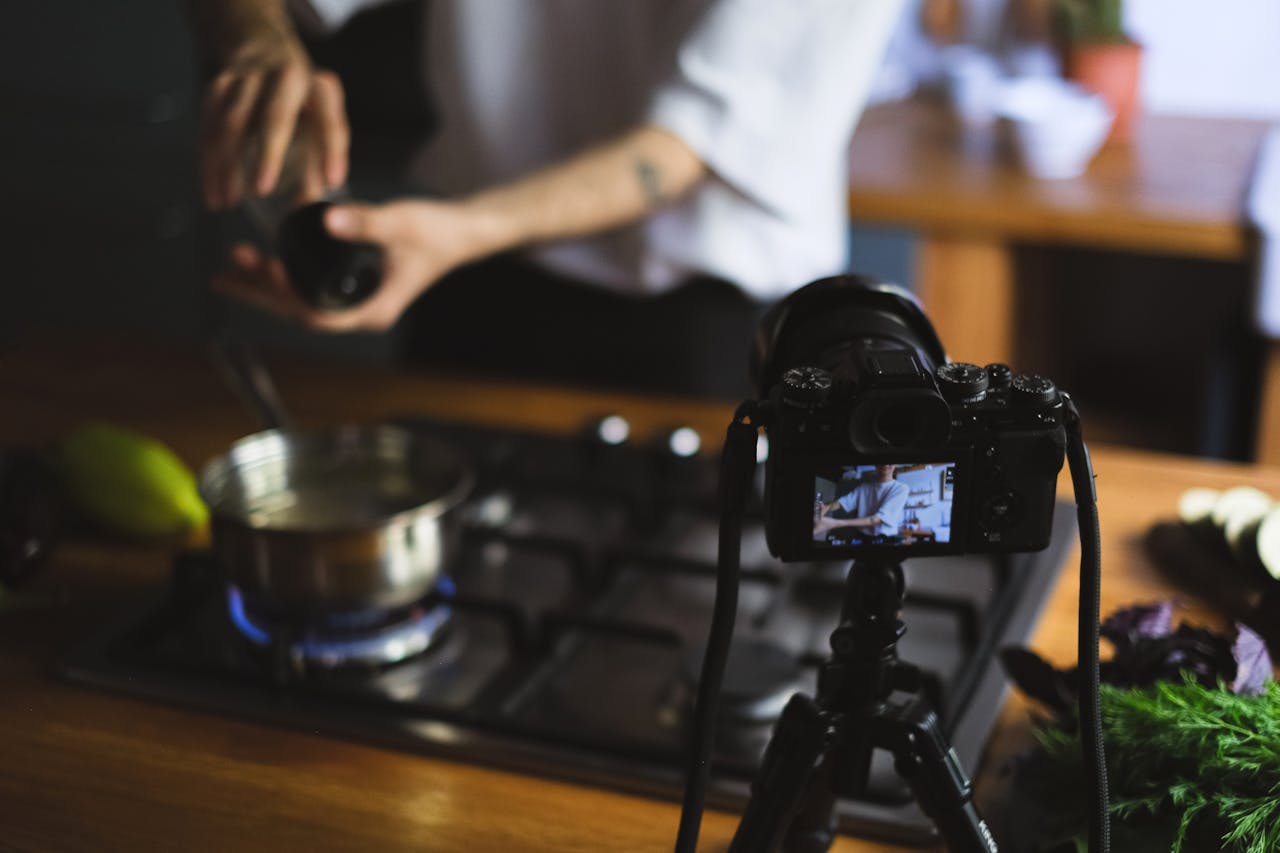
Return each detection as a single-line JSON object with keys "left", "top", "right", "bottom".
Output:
{"left": 847, "top": 95, "right": 1269, "bottom": 261}
{"left": 3, "top": 334, "right": 1278, "bottom": 852}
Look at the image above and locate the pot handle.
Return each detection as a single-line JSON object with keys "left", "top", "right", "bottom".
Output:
{"left": 208, "top": 340, "right": 294, "bottom": 433}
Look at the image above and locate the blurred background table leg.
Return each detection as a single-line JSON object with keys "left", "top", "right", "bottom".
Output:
{"left": 1255, "top": 341, "right": 1280, "bottom": 465}
{"left": 914, "top": 234, "right": 1016, "bottom": 368}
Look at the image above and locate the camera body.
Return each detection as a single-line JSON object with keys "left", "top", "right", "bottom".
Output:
{"left": 753, "top": 275, "right": 1066, "bottom": 561}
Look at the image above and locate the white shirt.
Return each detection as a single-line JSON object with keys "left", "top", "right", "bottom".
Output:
{"left": 303, "top": 0, "right": 905, "bottom": 298}
{"left": 837, "top": 479, "right": 909, "bottom": 537}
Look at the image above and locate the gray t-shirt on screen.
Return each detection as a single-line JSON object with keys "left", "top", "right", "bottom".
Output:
{"left": 837, "top": 480, "right": 909, "bottom": 537}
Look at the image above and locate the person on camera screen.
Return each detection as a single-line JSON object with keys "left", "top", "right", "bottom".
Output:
{"left": 814, "top": 464, "right": 909, "bottom": 545}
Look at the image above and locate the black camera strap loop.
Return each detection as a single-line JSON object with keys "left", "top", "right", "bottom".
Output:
{"left": 1063, "top": 394, "right": 1111, "bottom": 853}
{"left": 675, "top": 401, "right": 767, "bottom": 853}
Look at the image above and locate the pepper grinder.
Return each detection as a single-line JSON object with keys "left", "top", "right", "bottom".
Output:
{"left": 242, "top": 139, "right": 383, "bottom": 311}
{"left": 276, "top": 201, "right": 382, "bottom": 310}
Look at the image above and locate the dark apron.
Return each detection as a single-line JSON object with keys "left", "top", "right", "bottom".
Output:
{"left": 396, "top": 254, "right": 769, "bottom": 401}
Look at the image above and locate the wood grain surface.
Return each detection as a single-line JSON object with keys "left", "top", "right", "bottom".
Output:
{"left": 847, "top": 95, "right": 1266, "bottom": 261}
{"left": 2, "top": 333, "right": 1277, "bottom": 852}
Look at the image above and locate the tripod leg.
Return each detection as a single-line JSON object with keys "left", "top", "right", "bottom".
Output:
{"left": 730, "top": 693, "right": 829, "bottom": 853}
{"left": 888, "top": 700, "right": 999, "bottom": 853}
{"left": 726, "top": 560, "right": 999, "bottom": 852}
{"left": 777, "top": 761, "right": 838, "bottom": 853}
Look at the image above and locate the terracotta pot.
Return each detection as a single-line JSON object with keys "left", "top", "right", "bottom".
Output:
{"left": 1063, "top": 39, "right": 1143, "bottom": 143}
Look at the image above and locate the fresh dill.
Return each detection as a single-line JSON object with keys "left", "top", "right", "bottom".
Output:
{"left": 1032, "top": 676, "right": 1280, "bottom": 853}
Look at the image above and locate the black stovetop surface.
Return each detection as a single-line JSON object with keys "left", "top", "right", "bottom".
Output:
{"left": 63, "top": 417, "right": 1072, "bottom": 847}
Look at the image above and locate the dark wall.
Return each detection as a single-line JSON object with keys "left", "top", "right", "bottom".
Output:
{"left": 0, "top": 1, "right": 431, "bottom": 364}
{"left": 0, "top": 2, "right": 207, "bottom": 341}
{"left": 1015, "top": 246, "right": 1261, "bottom": 460}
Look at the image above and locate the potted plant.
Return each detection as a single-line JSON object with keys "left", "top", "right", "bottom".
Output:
{"left": 1052, "top": 0, "right": 1143, "bottom": 142}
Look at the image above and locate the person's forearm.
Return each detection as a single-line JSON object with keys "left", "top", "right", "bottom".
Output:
{"left": 189, "top": 0, "right": 302, "bottom": 64}
{"left": 454, "top": 124, "right": 707, "bottom": 259}
{"left": 826, "top": 516, "right": 879, "bottom": 530}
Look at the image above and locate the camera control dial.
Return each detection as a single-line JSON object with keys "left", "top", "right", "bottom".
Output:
{"left": 1011, "top": 374, "right": 1059, "bottom": 406}
{"left": 781, "top": 366, "right": 834, "bottom": 408}
{"left": 984, "top": 363, "right": 1013, "bottom": 392}
{"left": 936, "top": 362, "right": 989, "bottom": 404}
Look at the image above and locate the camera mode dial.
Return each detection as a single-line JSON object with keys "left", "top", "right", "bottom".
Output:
{"left": 781, "top": 366, "right": 834, "bottom": 408}
{"left": 936, "top": 362, "right": 989, "bottom": 405}
{"left": 1011, "top": 374, "right": 1059, "bottom": 406}
{"left": 985, "top": 363, "right": 1013, "bottom": 392}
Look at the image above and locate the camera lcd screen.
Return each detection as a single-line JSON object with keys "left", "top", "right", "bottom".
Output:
{"left": 813, "top": 462, "right": 956, "bottom": 549}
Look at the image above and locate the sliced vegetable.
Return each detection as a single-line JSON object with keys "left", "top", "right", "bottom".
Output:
{"left": 1176, "top": 486, "right": 1219, "bottom": 527}
{"left": 1210, "top": 485, "right": 1271, "bottom": 531}
{"left": 1256, "top": 506, "right": 1280, "bottom": 581}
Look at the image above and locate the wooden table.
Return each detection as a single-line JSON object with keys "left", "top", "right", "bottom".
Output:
{"left": 2, "top": 335, "right": 1277, "bottom": 852}
{"left": 847, "top": 96, "right": 1277, "bottom": 461}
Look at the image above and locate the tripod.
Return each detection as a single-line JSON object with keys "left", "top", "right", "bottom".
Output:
{"left": 729, "top": 559, "right": 998, "bottom": 853}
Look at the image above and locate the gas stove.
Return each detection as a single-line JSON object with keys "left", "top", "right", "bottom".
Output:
{"left": 63, "top": 416, "right": 1072, "bottom": 847}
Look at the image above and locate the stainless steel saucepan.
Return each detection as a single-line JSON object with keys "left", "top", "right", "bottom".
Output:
{"left": 200, "top": 344, "right": 473, "bottom": 616}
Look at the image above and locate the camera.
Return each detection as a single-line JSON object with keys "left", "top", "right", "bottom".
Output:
{"left": 752, "top": 275, "right": 1066, "bottom": 561}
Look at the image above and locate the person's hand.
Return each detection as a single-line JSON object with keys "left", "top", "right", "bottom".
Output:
{"left": 200, "top": 36, "right": 349, "bottom": 210}
{"left": 211, "top": 199, "right": 494, "bottom": 333}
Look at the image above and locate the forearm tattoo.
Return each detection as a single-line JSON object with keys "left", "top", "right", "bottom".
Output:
{"left": 635, "top": 157, "right": 666, "bottom": 207}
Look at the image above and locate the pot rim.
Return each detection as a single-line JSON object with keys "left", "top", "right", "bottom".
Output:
{"left": 197, "top": 423, "right": 474, "bottom": 535}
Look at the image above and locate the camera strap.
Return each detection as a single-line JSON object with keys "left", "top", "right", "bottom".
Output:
{"left": 1063, "top": 394, "right": 1111, "bottom": 853}
{"left": 675, "top": 400, "right": 764, "bottom": 853}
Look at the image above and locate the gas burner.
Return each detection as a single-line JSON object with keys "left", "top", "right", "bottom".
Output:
{"left": 657, "top": 637, "right": 808, "bottom": 760}
{"left": 717, "top": 638, "right": 808, "bottom": 723}
{"left": 64, "top": 417, "right": 1073, "bottom": 847}
{"left": 226, "top": 577, "right": 457, "bottom": 669}
{"left": 676, "top": 636, "right": 806, "bottom": 727}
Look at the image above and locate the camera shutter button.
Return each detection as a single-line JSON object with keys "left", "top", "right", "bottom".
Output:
{"left": 781, "top": 366, "right": 834, "bottom": 407}
{"left": 937, "top": 362, "right": 989, "bottom": 404}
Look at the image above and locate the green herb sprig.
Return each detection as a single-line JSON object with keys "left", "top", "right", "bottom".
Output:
{"left": 1035, "top": 676, "right": 1280, "bottom": 853}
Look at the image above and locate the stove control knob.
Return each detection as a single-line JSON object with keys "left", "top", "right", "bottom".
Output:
{"left": 937, "top": 362, "right": 989, "bottom": 404}
{"left": 1011, "top": 374, "right": 1059, "bottom": 407}
{"left": 781, "top": 366, "right": 833, "bottom": 408}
